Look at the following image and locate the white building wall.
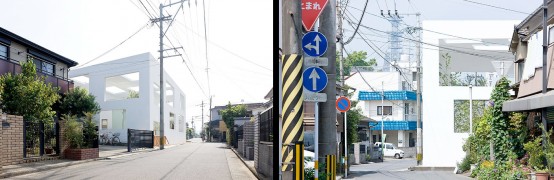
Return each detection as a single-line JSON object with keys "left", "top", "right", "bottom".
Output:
{"left": 421, "top": 20, "right": 518, "bottom": 167}
{"left": 70, "top": 52, "right": 187, "bottom": 145}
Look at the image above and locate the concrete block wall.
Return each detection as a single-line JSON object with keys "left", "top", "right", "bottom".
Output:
{"left": 238, "top": 140, "right": 244, "bottom": 156}
{"left": 243, "top": 121, "right": 255, "bottom": 148}
{"left": 1, "top": 115, "right": 24, "bottom": 165}
{"left": 398, "top": 147, "right": 416, "bottom": 158}
{"left": 257, "top": 143, "right": 273, "bottom": 180}
{"left": 254, "top": 118, "right": 259, "bottom": 169}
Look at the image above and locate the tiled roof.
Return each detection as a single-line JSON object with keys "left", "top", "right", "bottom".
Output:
{"left": 358, "top": 90, "right": 417, "bottom": 101}
{"left": 369, "top": 120, "right": 419, "bottom": 130}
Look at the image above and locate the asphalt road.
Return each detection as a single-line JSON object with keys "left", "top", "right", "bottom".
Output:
{"left": 11, "top": 140, "right": 256, "bottom": 180}
{"left": 347, "top": 158, "right": 472, "bottom": 180}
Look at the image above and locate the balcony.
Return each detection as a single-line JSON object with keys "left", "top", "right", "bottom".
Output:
{"left": 0, "top": 58, "right": 74, "bottom": 93}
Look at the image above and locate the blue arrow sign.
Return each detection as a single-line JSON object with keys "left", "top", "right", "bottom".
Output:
{"left": 302, "top": 31, "right": 328, "bottom": 57}
{"left": 303, "top": 67, "right": 328, "bottom": 93}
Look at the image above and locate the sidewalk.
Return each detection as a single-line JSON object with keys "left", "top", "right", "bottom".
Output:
{"left": 230, "top": 147, "right": 260, "bottom": 179}
{"left": 0, "top": 144, "right": 177, "bottom": 179}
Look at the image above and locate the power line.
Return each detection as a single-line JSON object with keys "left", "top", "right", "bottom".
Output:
{"left": 77, "top": 22, "right": 150, "bottom": 68}
{"left": 346, "top": 5, "right": 509, "bottom": 46}
{"left": 202, "top": 0, "right": 211, "bottom": 97}
{"left": 461, "top": 0, "right": 531, "bottom": 15}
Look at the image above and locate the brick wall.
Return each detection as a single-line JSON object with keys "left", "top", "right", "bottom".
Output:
{"left": 64, "top": 148, "right": 99, "bottom": 160}
{"left": 59, "top": 120, "right": 68, "bottom": 158}
{"left": 0, "top": 115, "right": 2, "bottom": 174}
{"left": 1, "top": 115, "right": 24, "bottom": 165}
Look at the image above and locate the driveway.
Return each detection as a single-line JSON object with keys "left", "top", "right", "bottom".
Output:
{"left": 347, "top": 158, "right": 472, "bottom": 180}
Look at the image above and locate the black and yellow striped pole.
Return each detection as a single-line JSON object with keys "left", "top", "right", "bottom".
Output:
{"left": 281, "top": 54, "right": 304, "bottom": 178}
{"left": 294, "top": 143, "right": 305, "bottom": 180}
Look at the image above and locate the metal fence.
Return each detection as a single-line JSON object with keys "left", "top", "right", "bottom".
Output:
{"left": 259, "top": 107, "right": 273, "bottom": 142}
{"left": 23, "top": 119, "right": 58, "bottom": 158}
{"left": 127, "top": 128, "right": 154, "bottom": 152}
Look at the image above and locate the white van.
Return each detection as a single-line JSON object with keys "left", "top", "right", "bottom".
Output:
{"left": 374, "top": 142, "right": 404, "bottom": 159}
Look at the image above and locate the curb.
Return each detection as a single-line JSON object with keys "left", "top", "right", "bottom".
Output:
{"left": 0, "top": 157, "right": 107, "bottom": 179}
{"left": 230, "top": 147, "right": 260, "bottom": 180}
{"left": 0, "top": 145, "right": 177, "bottom": 179}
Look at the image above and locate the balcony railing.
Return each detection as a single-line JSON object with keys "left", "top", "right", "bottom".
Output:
{"left": 0, "top": 57, "right": 73, "bottom": 93}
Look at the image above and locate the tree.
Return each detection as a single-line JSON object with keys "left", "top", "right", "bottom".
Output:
{"left": 59, "top": 87, "right": 100, "bottom": 118}
{"left": 490, "top": 77, "right": 512, "bottom": 165}
{"left": 0, "top": 59, "right": 60, "bottom": 123}
{"left": 336, "top": 51, "right": 377, "bottom": 81}
{"left": 220, "top": 102, "right": 247, "bottom": 144}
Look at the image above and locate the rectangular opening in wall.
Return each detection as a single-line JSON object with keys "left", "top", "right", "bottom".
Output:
{"left": 101, "top": 119, "right": 108, "bottom": 129}
{"left": 170, "top": 113, "right": 175, "bottom": 130}
{"left": 105, "top": 72, "right": 140, "bottom": 101}
{"left": 180, "top": 94, "right": 185, "bottom": 112}
{"left": 154, "top": 121, "right": 160, "bottom": 135}
{"left": 166, "top": 82, "right": 174, "bottom": 107}
{"left": 71, "top": 75, "right": 90, "bottom": 92}
{"left": 438, "top": 38, "right": 514, "bottom": 86}
{"left": 453, "top": 100, "right": 487, "bottom": 133}
{"left": 111, "top": 109, "right": 125, "bottom": 129}
{"left": 154, "top": 83, "right": 160, "bottom": 108}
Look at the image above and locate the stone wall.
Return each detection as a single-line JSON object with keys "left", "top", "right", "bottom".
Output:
{"left": 1, "top": 115, "right": 24, "bottom": 165}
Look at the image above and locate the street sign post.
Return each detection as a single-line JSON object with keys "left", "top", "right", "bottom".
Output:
{"left": 336, "top": 96, "right": 351, "bottom": 177}
{"left": 301, "top": 0, "right": 329, "bottom": 31}
{"left": 335, "top": 96, "right": 351, "bottom": 112}
{"left": 303, "top": 66, "right": 328, "bottom": 93}
{"left": 302, "top": 31, "right": 328, "bottom": 57}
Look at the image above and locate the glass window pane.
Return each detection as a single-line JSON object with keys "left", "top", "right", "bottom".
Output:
{"left": 0, "top": 45, "right": 7, "bottom": 59}
{"left": 111, "top": 109, "right": 125, "bottom": 129}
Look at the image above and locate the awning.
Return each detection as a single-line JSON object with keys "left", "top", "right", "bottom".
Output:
{"left": 503, "top": 90, "right": 554, "bottom": 111}
{"left": 370, "top": 121, "right": 418, "bottom": 131}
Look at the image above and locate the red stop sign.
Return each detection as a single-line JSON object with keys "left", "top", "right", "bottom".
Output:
{"left": 301, "top": 0, "right": 329, "bottom": 31}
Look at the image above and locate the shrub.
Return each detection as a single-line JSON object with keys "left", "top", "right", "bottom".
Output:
{"left": 523, "top": 137, "right": 545, "bottom": 171}
{"left": 457, "top": 154, "right": 472, "bottom": 173}
{"left": 62, "top": 114, "right": 83, "bottom": 149}
{"left": 82, "top": 112, "right": 98, "bottom": 148}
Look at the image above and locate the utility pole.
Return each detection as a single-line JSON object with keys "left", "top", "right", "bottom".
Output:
{"left": 199, "top": 101, "right": 205, "bottom": 141}
{"left": 282, "top": 0, "right": 301, "bottom": 179}
{"left": 319, "top": 0, "right": 337, "bottom": 176}
{"left": 154, "top": 0, "right": 188, "bottom": 150}
{"left": 415, "top": 13, "right": 423, "bottom": 166}
{"left": 208, "top": 96, "right": 212, "bottom": 142}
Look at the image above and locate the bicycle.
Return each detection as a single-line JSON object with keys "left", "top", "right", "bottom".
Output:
{"left": 111, "top": 132, "right": 121, "bottom": 145}
{"left": 100, "top": 132, "right": 110, "bottom": 145}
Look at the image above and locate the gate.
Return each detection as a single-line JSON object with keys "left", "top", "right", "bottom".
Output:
{"left": 127, "top": 128, "right": 154, "bottom": 152}
{"left": 23, "top": 118, "right": 58, "bottom": 158}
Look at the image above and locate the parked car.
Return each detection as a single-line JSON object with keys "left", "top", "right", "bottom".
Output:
{"left": 304, "top": 150, "right": 315, "bottom": 168}
{"left": 374, "top": 142, "right": 404, "bottom": 159}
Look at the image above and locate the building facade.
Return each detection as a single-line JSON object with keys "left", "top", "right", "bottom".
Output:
{"left": 346, "top": 67, "right": 418, "bottom": 153}
{"left": 421, "top": 20, "right": 517, "bottom": 167}
{"left": 69, "top": 52, "right": 187, "bottom": 144}
{"left": 0, "top": 27, "right": 77, "bottom": 93}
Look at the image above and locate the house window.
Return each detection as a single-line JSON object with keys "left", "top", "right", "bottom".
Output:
{"left": 0, "top": 44, "right": 7, "bottom": 60}
{"left": 101, "top": 119, "right": 108, "bottom": 129}
{"left": 377, "top": 106, "right": 392, "bottom": 115}
{"left": 105, "top": 72, "right": 140, "bottom": 101}
{"left": 170, "top": 113, "right": 175, "bottom": 130}
{"left": 404, "top": 103, "right": 410, "bottom": 120}
{"left": 31, "top": 58, "right": 55, "bottom": 76}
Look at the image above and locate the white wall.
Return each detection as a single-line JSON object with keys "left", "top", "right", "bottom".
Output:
{"left": 421, "top": 20, "right": 518, "bottom": 167}
{"left": 70, "top": 52, "right": 187, "bottom": 144}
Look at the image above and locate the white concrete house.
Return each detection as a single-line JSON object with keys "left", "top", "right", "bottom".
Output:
{"left": 421, "top": 20, "right": 518, "bottom": 167}
{"left": 69, "top": 52, "right": 187, "bottom": 144}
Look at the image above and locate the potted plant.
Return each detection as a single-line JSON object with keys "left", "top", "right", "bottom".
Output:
{"left": 63, "top": 113, "right": 99, "bottom": 160}
{"left": 45, "top": 145, "right": 53, "bottom": 154}
{"left": 524, "top": 136, "right": 548, "bottom": 180}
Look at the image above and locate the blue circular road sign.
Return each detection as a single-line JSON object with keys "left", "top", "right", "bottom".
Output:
{"left": 303, "top": 66, "right": 328, "bottom": 93}
{"left": 336, "top": 96, "right": 351, "bottom": 112}
{"left": 302, "top": 31, "right": 328, "bottom": 57}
